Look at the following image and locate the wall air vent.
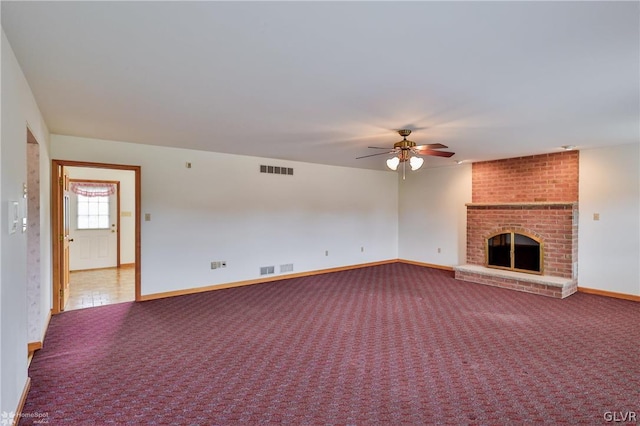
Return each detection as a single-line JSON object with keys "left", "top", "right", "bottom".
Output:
{"left": 260, "top": 266, "right": 275, "bottom": 276}
{"left": 280, "top": 263, "right": 294, "bottom": 273}
{"left": 260, "top": 165, "right": 294, "bottom": 175}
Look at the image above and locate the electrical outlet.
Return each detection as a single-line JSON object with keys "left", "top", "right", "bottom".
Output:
{"left": 145, "top": 213, "right": 151, "bottom": 221}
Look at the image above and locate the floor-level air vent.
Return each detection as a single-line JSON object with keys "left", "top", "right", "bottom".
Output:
{"left": 280, "top": 263, "right": 294, "bottom": 273}
{"left": 260, "top": 266, "right": 275, "bottom": 276}
{"left": 260, "top": 165, "right": 294, "bottom": 175}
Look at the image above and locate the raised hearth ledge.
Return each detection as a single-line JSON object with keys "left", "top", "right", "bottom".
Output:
{"left": 454, "top": 265, "right": 569, "bottom": 287}
{"left": 454, "top": 264, "right": 577, "bottom": 299}
{"left": 466, "top": 202, "right": 577, "bottom": 207}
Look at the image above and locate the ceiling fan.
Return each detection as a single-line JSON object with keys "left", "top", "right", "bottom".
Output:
{"left": 356, "top": 129, "right": 455, "bottom": 178}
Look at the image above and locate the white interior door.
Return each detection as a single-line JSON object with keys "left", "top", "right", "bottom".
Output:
{"left": 69, "top": 184, "right": 118, "bottom": 271}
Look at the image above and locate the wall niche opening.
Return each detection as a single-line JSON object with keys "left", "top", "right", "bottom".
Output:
{"left": 486, "top": 231, "right": 543, "bottom": 274}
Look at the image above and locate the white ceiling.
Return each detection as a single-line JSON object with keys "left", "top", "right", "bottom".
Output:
{"left": 2, "top": 1, "right": 638, "bottom": 170}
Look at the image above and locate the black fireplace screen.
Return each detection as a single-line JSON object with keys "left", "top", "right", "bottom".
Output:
{"left": 487, "top": 232, "right": 542, "bottom": 274}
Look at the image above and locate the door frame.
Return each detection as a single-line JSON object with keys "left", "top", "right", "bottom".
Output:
{"left": 52, "top": 159, "right": 141, "bottom": 314}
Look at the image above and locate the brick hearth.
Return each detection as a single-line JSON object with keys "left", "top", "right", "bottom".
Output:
{"left": 455, "top": 265, "right": 577, "bottom": 299}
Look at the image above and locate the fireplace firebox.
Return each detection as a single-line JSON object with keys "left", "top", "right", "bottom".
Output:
{"left": 486, "top": 231, "right": 542, "bottom": 274}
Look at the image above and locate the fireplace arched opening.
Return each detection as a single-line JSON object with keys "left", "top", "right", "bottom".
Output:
{"left": 486, "top": 231, "right": 543, "bottom": 274}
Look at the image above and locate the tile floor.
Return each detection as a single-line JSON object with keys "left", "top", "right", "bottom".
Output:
{"left": 66, "top": 265, "right": 135, "bottom": 311}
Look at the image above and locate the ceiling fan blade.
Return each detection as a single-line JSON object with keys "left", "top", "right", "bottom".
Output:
{"left": 356, "top": 151, "right": 396, "bottom": 159}
{"left": 367, "top": 146, "right": 396, "bottom": 150}
{"left": 413, "top": 143, "right": 448, "bottom": 150}
{"left": 415, "top": 149, "right": 455, "bottom": 158}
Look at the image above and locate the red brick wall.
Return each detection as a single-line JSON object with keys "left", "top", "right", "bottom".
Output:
{"left": 466, "top": 151, "right": 579, "bottom": 279}
{"left": 466, "top": 204, "right": 577, "bottom": 278}
{"left": 472, "top": 151, "right": 579, "bottom": 203}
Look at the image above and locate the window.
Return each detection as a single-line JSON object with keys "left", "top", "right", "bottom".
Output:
{"left": 77, "top": 194, "right": 110, "bottom": 229}
{"left": 71, "top": 182, "right": 116, "bottom": 230}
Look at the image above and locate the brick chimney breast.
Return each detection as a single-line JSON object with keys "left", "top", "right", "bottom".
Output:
{"left": 458, "top": 151, "right": 579, "bottom": 298}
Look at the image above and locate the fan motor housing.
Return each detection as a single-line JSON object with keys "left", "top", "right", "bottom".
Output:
{"left": 393, "top": 140, "right": 416, "bottom": 149}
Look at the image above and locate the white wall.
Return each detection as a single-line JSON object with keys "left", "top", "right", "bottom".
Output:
{"left": 51, "top": 135, "right": 399, "bottom": 296}
{"left": 1, "top": 30, "right": 51, "bottom": 415}
{"left": 579, "top": 144, "right": 640, "bottom": 296}
{"left": 398, "top": 164, "right": 472, "bottom": 266}
{"left": 66, "top": 167, "right": 136, "bottom": 266}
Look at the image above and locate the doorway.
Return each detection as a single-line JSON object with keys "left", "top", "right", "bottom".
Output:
{"left": 52, "top": 160, "right": 141, "bottom": 313}
{"left": 27, "top": 128, "right": 42, "bottom": 346}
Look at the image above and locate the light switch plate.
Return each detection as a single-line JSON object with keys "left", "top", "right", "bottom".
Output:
{"left": 8, "top": 201, "right": 19, "bottom": 234}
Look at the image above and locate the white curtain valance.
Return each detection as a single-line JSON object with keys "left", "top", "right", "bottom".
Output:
{"left": 70, "top": 182, "right": 116, "bottom": 197}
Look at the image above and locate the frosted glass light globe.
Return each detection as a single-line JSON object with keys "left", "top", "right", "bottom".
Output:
{"left": 386, "top": 157, "right": 400, "bottom": 171}
{"left": 409, "top": 156, "right": 424, "bottom": 171}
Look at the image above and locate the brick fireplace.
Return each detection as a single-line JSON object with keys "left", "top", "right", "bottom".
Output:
{"left": 454, "top": 151, "right": 579, "bottom": 298}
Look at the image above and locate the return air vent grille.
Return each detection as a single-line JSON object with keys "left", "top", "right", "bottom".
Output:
{"left": 280, "top": 263, "right": 294, "bottom": 273}
{"left": 260, "top": 266, "right": 275, "bottom": 276}
{"left": 260, "top": 165, "right": 294, "bottom": 175}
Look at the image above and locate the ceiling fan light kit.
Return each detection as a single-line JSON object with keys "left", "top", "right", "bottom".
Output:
{"left": 356, "top": 129, "right": 455, "bottom": 179}
{"left": 409, "top": 156, "right": 424, "bottom": 171}
{"left": 386, "top": 156, "right": 400, "bottom": 171}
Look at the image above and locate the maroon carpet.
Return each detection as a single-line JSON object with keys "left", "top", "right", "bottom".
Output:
{"left": 20, "top": 264, "right": 639, "bottom": 424}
